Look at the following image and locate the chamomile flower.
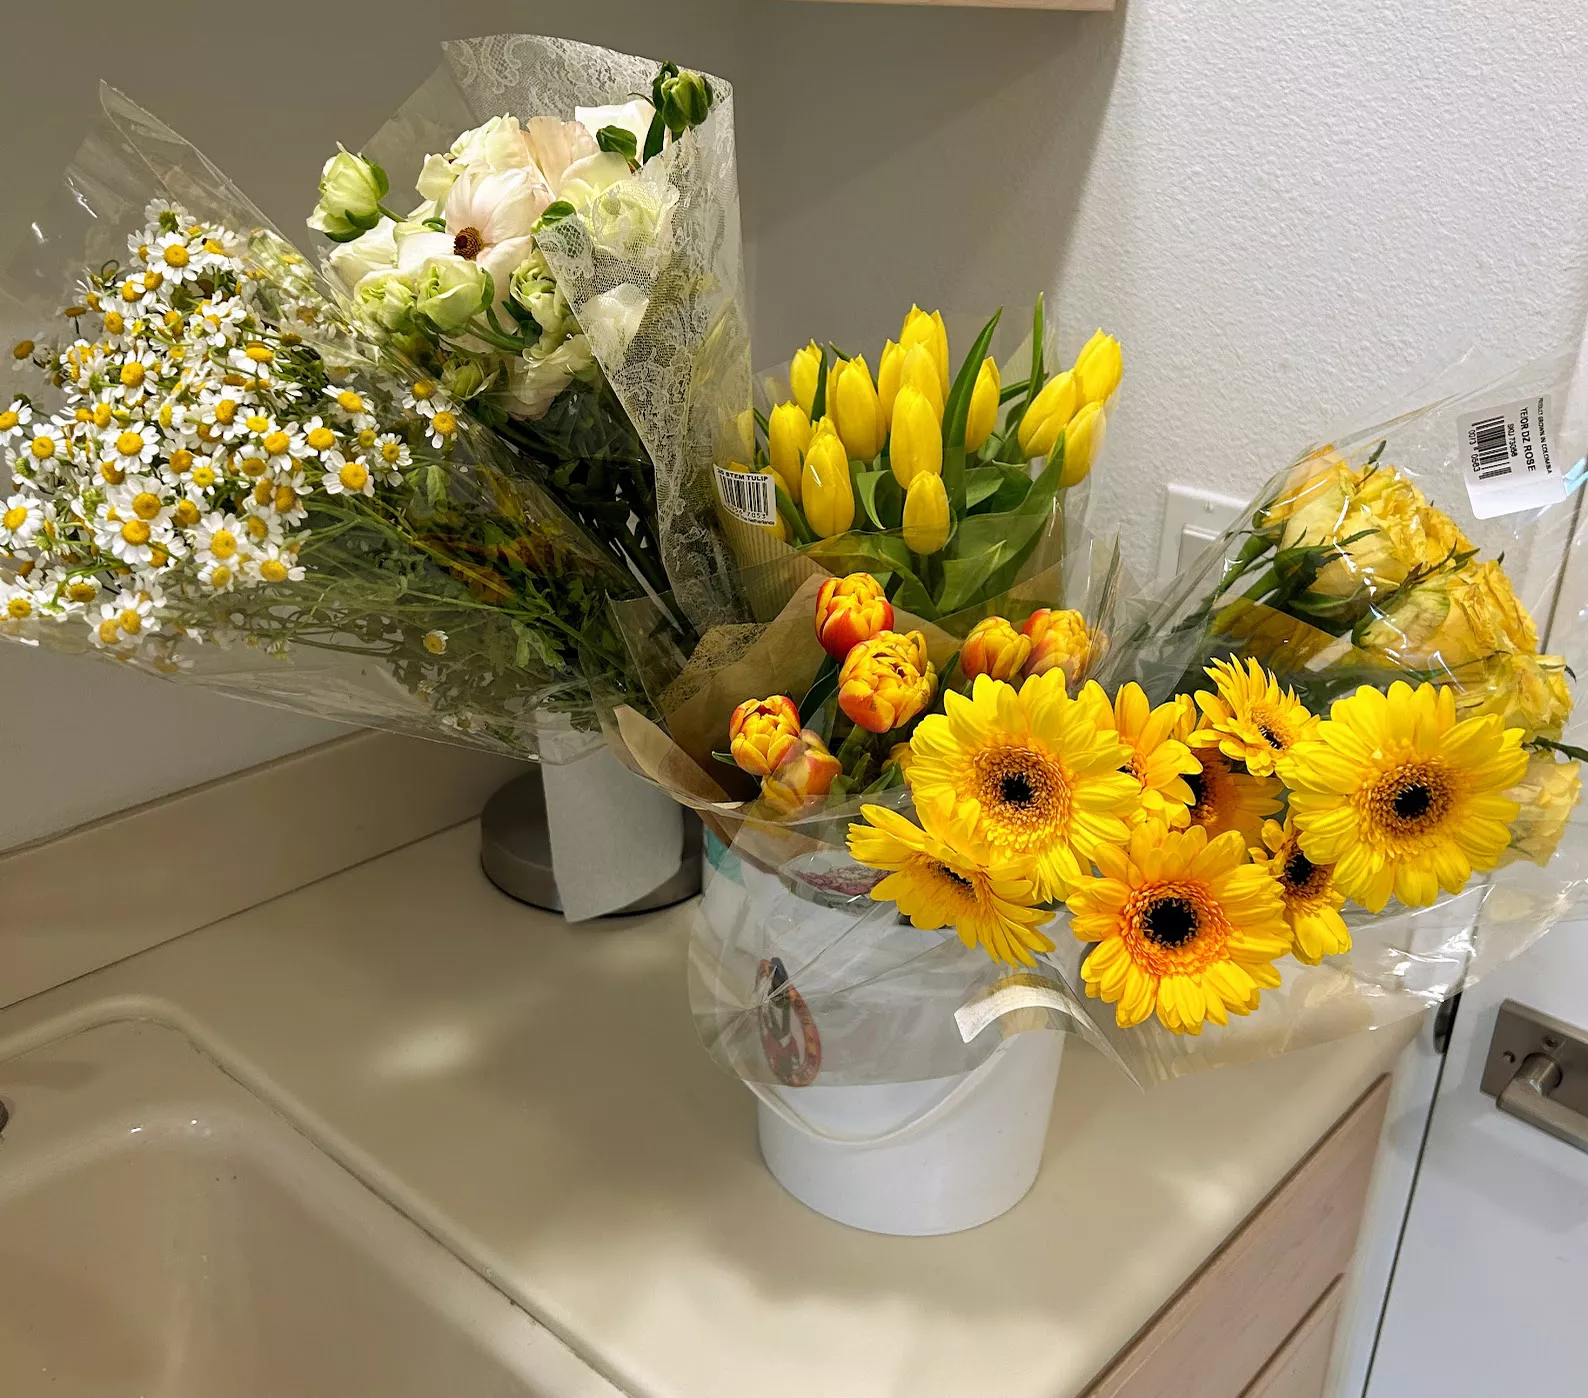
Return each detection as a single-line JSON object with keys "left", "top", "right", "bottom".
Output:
{"left": 264, "top": 472, "right": 310, "bottom": 524}
{"left": 111, "top": 348, "right": 163, "bottom": 401}
{"left": 324, "top": 384, "right": 377, "bottom": 431}
{"left": 97, "top": 504, "right": 166, "bottom": 568}
{"left": 103, "top": 586, "right": 161, "bottom": 639}
{"left": 106, "top": 477, "right": 173, "bottom": 532}
{"left": 322, "top": 453, "right": 375, "bottom": 497}
{"left": 49, "top": 570, "right": 103, "bottom": 613}
{"left": 403, "top": 379, "right": 450, "bottom": 419}
{"left": 0, "top": 576, "right": 39, "bottom": 626}
{"left": 149, "top": 232, "right": 202, "bottom": 284}
{"left": 198, "top": 391, "right": 252, "bottom": 441}
{"left": 370, "top": 432, "right": 411, "bottom": 482}
{"left": 425, "top": 408, "right": 460, "bottom": 451}
{"left": 0, "top": 398, "right": 33, "bottom": 445}
{"left": 239, "top": 507, "right": 285, "bottom": 551}
{"left": 102, "top": 422, "right": 160, "bottom": 468}
{"left": 0, "top": 494, "right": 44, "bottom": 548}
{"left": 247, "top": 543, "right": 305, "bottom": 586}
{"left": 296, "top": 415, "right": 342, "bottom": 460}
{"left": 193, "top": 511, "right": 245, "bottom": 571}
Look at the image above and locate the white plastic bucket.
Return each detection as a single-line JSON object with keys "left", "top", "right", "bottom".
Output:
{"left": 754, "top": 1029, "right": 1065, "bottom": 1236}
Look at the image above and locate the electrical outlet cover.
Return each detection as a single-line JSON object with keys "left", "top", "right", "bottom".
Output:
{"left": 1158, "top": 483, "right": 1248, "bottom": 585}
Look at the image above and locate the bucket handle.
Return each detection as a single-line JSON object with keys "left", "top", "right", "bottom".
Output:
{"left": 745, "top": 1039, "right": 1013, "bottom": 1149}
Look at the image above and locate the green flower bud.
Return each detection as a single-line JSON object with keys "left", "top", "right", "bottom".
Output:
{"left": 659, "top": 70, "right": 713, "bottom": 136}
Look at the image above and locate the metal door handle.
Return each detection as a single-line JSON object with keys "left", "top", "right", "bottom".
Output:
{"left": 1483, "top": 1001, "right": 1588, "bottom": 1155}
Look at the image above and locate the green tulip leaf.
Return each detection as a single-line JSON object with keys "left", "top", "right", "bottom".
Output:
{"left": 965, "top": 464, "right": 1030, "bottom": 513}
{"left": 855, "top": 470, "right": 904, "bottom": 530}
{"left": 941, "top": 310, "right": 1003, "bottom": 517}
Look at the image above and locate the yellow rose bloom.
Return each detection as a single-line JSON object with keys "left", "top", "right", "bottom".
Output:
{"left": 1500, "top": 754, "right": 1581, "bottom": 868}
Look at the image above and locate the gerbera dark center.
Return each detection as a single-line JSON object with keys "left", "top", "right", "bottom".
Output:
{"left": 1185, "top": 772, "right": 1207, "bottom": 808}
{"left": 1000, "top": 772, "right": 1036, "bottom": 807}
{"left": 453, "top": 227, "right": 484, "bottom": 260}
{"left": 1392, "top": 784, "right": 1432, "bottom": 820}
{"left": 932, "top": 862, "right": 975, "bottom": 893}
{"left": 1142, "top": 896, "right": 1199, "bottom": 949}
{"left": 1259, "top": 724, "right": 1284, "bottom": 748}
{"left": 1284, "top": 851, "right": 1317, "bottom": 888}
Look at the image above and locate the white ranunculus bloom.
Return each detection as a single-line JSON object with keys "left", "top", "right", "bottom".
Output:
{"left": 495, "top": 335, "right": 597, "bottom": 420}
{"left": 326, "top": 217, "right": 398, "bottom": 292}
{"left": 396, "top": 167, "right": 549, "bottom": 313}
{"left": 575, "top": 98, "right": 656, "bottom": 155}
{"left": 508, "top": 252, "right": 573, "bottom": 341}
{"left": 352, "top": 269, "right": 416, "bottom": 332}
{"left": 578, "top": 284, "right": 649, "bottom": 366}
{"left": 411, "top": 255, "right": 489, "bottom": 333}
{"left": 585, "top": 181, "right": 678, "bottom": 265}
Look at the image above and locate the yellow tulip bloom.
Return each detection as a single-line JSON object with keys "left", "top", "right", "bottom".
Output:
{"left": 1058, "top": 400, "right": 1106, "bottom": 486}
{"left": 790, "top": 340, "right": 822, "bottom": 416}
{"left": 900, "top": 343, "right": 944, "bottom": 420}
{"left": 1073, "top": 329, "right": 1122, "bottom": 404}
{"left": 965, "top": 356, "right": 1000, "bottom": 451}
{"left": 903, "top": 471, "right": 950, "bottom": 555}
{"left": 767, "top": 401, "right": 811, "bottom": 502}
{"left": 830, "top": 355, "right": 885, "bottom": 463}
{"left": 889, "top": 384, "right": 942, "bottom": 488}
{"left": 802, "top": 427, "right": 855, "bottom": 538}
{"left": 1018, "top": 369, "right": 1078, "bottom": 459}
{"left": 900, "top": 305, "right": 949, "bottom": 399}
{"left": 877, "top": 339, "right": 904, "bottom": 422}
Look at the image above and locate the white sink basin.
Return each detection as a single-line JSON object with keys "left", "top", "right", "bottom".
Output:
{"left": 0, "top": 1020, "right": 617, "bottom": 1398}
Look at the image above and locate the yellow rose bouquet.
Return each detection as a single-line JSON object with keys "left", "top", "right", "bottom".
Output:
{"left": 840, "top": 353, "right": 1587, "bottom": 1083}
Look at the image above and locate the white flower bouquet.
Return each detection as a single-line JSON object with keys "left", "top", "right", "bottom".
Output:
{"left": 0, "top": 86, "right": 637, "bottom": 757}
{"left": 307, "top": 35, "right": 749, "bottom": 630}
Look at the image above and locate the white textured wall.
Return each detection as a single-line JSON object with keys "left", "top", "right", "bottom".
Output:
{"left": 6, "top": 0, "right": 1587, "bottom": 847}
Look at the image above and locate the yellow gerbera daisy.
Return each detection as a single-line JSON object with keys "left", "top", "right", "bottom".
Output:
{"left": 1080, "top": 680, "right": 1200, "bottom": 829}
{"left": 847, "top": 803, "right": 1054, "bottom": 967}
{"left": 1257, "top": 818, "right": 1351, "bottom": 964}
{"left": 1277, "top": 680, "right": 1529, "bottom": 913}
{"left": 1066, "top": 819, "right": 1292, "bottom": 1034}
{"left": 1183, "top": 747, "right": 1281, "bottom": 848}
{"left": 1190, "top": 657, "right": 1319, "bottom": 776}
{"left": 907, "top": 672, "right": 1139, "bottom": 901}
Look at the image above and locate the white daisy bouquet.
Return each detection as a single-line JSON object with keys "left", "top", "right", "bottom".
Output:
{"left": 306, "top": 35, "right": 748, "bottom": 632}
{"left": 0, "top": 87, "right": 635, "bottom": 757}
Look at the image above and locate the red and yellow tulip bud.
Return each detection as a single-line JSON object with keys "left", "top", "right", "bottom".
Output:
{"left": 801, "top": 427, "right": 855, "bottom": 538}
{"left": 838, "top": 630, "right": 938, "bottom": 734}
{"left": 815, "top": 572, "right": 895, "bottom": 660}
{"left": 728, "top": 695, "right": 802, "bottom": 776}
{"left": 899, "top": 343, "right": 943, "bottom": 420}
{"left": 900, "top": 305, "right": 949, "bottom": 399}
{"left": 790, "top": 340, "right": 822, "bottom": 416}
{"left": 1017, "top": 369, "right": 1078, "bottom": 459}
{"left": 1072, "top": 328, "right": 1123, "bottom": 404}
{"left": 830, "top": 354, "right": 885, "bottom": 463}
{"left": 964, "top": 356, "right": 1000, "bottom": 452}
{"left": 1020, "top": 607, "right": 1090, "bottom": 690}
{"left": 961, "top": 615, "right": 1032, "bottom": 682}
{"left": 877, "top": 339, "right": 904, "bottom": 422}
{"left": 761, "top": 729, "right": 844, "bottom": 814}
{"left": 902, "top": 471, "right": 951, "bottom": 555}
{"left": 767, "top": 401, "right": 811, "bottom": 502}
{"left": 1058, "top": 400, "right": 1105, "bottom": 487}
{"left": 889, "top": 383, "right": 942, "bottom": 488}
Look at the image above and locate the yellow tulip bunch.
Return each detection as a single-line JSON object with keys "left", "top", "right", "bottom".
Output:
{"left": 730, "top": 298, "right": 1123, "bottom": 623}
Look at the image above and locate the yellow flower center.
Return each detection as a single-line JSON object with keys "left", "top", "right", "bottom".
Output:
{"left": 162, "top": 243, "right": 189, "bottom": 268}
{"left": 120, "top": 519, "right": 151, "bottom": 546}
{"left": 131, "top": 491, "right": 162, "bottom": 521}
{"left": 12, "top": 339, "right": 35, "bottom": 359}
{"left": 1360, "top": 761, "right": 1453, "bottom": 846}
{"left": 115, "top": 429, "right": 144, "bottom": 457}
{"left": 6, "top": 596, "right": 30, "bottom": 619}
{"left": 970, "top": 745, "right": 1071, "bottom": 850}
{"left": 431, "top": 410, "right": 457, "bottom": 436}
{"left": 120, "top": 282, "right": 142, "bottom": 303}
{"left": 163, "top": 309, "right": 184, "bottom": 332}
{"left": 0, "top": 410, "right": 16, "bottom": 431}
{"left": 97, "top": 617, "right": 122, "bottom": 645}
{"left": 2, "top": 506, "right": 27, "bottom": 530}
{"left": 1123, "top": 881, "right": 1230, "bottom": 977}
{"left": 411, "top": 379, "right": 435, "bottom": 400}
{"left": 244, "top": 344, "right": 274, "bottom": 364}
{"left": 209, "top": 529, "right": 237, "bottom": 560}
{"left": 240, "top": 455, "right": 268, "bottom": 479}
{"left": 191, "top": 465, "right": 216, "bottom": 488}
{"left": 246, "top": 516, "right": 270, "bottom": 541}
{"left": 142, "top": 270, "right": 164, "bottom": 290}
{"left": 337, "top": 390, "right": 365, "bottom": 414}
{"left": 174, "top": 499, "right": 200, "bottom": 527}
{"left": 306, "top": 426, "right": 336, "bottom": 451}
{"left": 118, "top": 608, "right": 144, "bottom": 635}
{"left": 380, "top": 440, "right": 403, "bottom": 463}
{"left": 208, "top": 564, "right": 233, "bottom": 589}
{"left": 262, "top": 430, "right": 291, "bottom": 456}
{"left": 245, "top": 413, "right": 271, "bottom": 433}
{"left": 30, "top": 435, "right": 55, "bottom": 459}
{"left": 259, "top": 559, "right": 290, "bottom": 584}
{"left": 92, "top": 403, "right": 113, "bottom": 428}
{"left": 99, "top": 461, "right": 125, "bottom": 485}
{"left": 103, "top": 311, "right": 125, "bottom": 334}
{"left": 213, "top": 398, "right": 238, "bottom": 425}
{"left": 274, "top": 486, "right": 298, "bottom": 513}
{"left": 67, "top": 581, "right": 98, "bottom": 603}
{"left": 168, "top": 448, "right": 194, "bottom": 474}
{"left": 338, "top": 460, "right": 370, "bottom": 493}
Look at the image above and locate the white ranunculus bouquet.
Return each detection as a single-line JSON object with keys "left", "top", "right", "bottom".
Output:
{"left": 308, "top": 36, "right": 749, "bottom": 631}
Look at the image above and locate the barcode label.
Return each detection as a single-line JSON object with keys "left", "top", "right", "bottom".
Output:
{"left": 1457, "top": 395, "right": 1565, "bottom": 520}
{"left": 713, "top": 465, "right": 778, "bottom": 526}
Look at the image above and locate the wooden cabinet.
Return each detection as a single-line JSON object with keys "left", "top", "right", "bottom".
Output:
{"left": 1083, "top": 1077, "right": 1390, "bottom": 1398}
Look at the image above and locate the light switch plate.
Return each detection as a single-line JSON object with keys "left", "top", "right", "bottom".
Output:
{"left": 1158, "top": 483, "right": 1247, "bottom": 586}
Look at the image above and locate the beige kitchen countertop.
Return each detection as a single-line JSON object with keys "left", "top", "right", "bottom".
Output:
{"left": 0, "top": 821, "right": 1413, "bottom": 1398}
